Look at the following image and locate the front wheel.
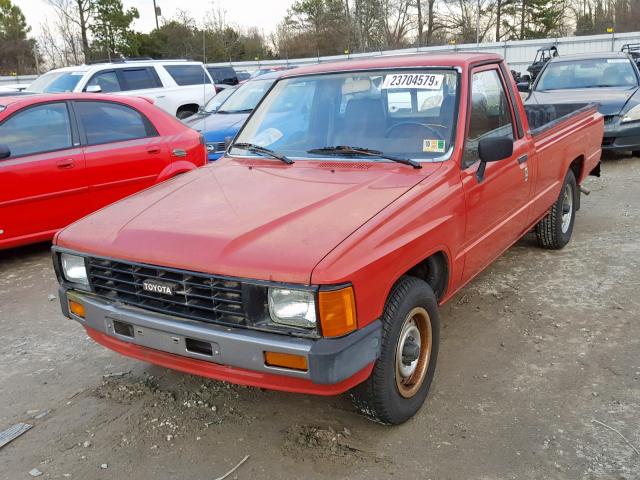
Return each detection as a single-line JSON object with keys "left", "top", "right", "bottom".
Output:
{"left": 350, "top": 276, "right": 440, "bottom": 425}
{"left": 535, "top": 169, "right": 577, "bottom": 249}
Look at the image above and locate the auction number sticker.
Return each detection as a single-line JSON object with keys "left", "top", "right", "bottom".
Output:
{"left": 382, "top": 73, "right": 444, "bottom": 90}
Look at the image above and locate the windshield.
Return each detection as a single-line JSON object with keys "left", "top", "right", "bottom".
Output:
{"left": 217, "top": 78, "right": 275, "bottom": 114}
{"left": 28, "top": 71, "right": 83, "bottom": 93}
{"left": 536, "top": 58, "right": 638, "bottom": 90}
{"left": 233, "top": 69, "right": 458, "bottom": 162}
{"left": 203, "top": 87, "right": 236, "bottom": 113}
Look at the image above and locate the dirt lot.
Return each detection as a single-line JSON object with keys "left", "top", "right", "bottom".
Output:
{"left": 1, "top": 155, "right": 639, "bottom": 480}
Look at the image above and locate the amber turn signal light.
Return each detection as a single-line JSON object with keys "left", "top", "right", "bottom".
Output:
{"left": 319, "top": 286, "right": 357, "bottom": 337}
{"left": 68, "top": 299, "right": 85, "bottom": 318}
{"left": 264, "top": 351, "right": 308, "bottom": 371}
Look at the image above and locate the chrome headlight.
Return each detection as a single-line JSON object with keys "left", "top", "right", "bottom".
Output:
{"left": 621, "top": 104, "right": 640, "bottom": 123}
{"left": 61, "top": 253, "right": 88, "bottom": 285}
{"left": 268, "top": 288, "right": 316, "bottom": 329}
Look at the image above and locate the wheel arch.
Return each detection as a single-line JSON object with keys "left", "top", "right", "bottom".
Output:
{"left": 568, "top": 155, "right": 584, "bottom": 210}
{"left": 156, "top": 160, "right": 198, "bottom": 183}
{"left": 398, "top": 250, "right": 450, "bottom": 303}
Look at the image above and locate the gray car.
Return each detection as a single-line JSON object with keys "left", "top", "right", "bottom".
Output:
{"left": 523, "top": 52, "right": 640, "bottom": 155}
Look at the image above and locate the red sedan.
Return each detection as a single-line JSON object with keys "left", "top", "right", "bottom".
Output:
{"left": 0, "top": 93, "right": 206, "bottom": 250}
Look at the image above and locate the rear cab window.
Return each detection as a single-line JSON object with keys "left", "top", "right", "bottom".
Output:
{"left": 163, "top": 65, "right": 212, "bottom": 86}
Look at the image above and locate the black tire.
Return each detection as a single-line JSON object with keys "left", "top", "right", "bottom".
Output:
{"left": 350, "top": 276, "right": 440, "bottom": 425}
{"left": 535, "top": 169, "right": 577, "bottom": 249}
{"left": 176, "top": 109, "right": 196, "bottom": 120}
{"left": 631, "top": 150, "right": 640, "bottom": 158}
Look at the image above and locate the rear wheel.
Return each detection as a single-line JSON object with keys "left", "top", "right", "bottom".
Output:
{"left": 350, "top": 276, "right": 440, "bottom": 425}
{"left": 535, "top": 169, "right": 577, "bottom": 249}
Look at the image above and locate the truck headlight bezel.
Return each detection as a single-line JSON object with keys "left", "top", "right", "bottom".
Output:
{"left": 267, "top": 287, "right": 317, "bottom": 329}
{"left": 60, "top": 253, "right": 89, "bottom": 286}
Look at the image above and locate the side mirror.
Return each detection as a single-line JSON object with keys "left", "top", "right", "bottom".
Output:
{"left": 476, "top": 137, "right": 513, "bottom": 182}
{"left": 0, "top": 144, "right": 10, "bottom": 159}
{"left": 517, "top": 82, "right": 530, "bottom": 93}
{"left": 85, "top": 84, "right": 102, "bottom": 93}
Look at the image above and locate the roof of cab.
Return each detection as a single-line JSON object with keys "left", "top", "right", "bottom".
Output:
{"left": 281, "top": 52, "right": 503, "bottom": 78}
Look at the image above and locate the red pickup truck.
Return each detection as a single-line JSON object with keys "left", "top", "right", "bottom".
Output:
{"left": 53, "top": 53, "right": 603, "bottom": 424}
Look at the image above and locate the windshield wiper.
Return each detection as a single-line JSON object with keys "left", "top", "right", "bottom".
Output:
{"left": 217, "top": 108, "right": 254, "bottom": 114}
{"left": 307, "top": 146, "right": 422, "bottom": 169}
{"left": 230, "top": 142, "right": 294, "bottom": 164}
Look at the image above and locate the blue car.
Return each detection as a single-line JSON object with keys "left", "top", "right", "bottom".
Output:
{"left": 184, "top": 73, "right": 280, "bottom": 161}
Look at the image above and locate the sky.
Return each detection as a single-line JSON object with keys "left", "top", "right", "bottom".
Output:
{"left": 17, "top": 0, "right": 295, "bottom": 37}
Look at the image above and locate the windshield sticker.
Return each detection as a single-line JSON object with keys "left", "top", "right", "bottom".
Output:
{"left": 423, "top": 139, "right": 446, "bottom": 153}
{"left": 607, "top": 59, "right": 629, "bottom": 63}
{"left": 382, "top": 74, "right": 444, "bottom": 90}
{"left": 71, "top": 72, "right": 85, "bottom": 75}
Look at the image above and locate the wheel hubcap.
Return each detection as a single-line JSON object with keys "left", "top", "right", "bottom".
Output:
{"left": 395, "top": 307, "right": 432, "bottom": 398}
{"left": 561, "top": 184, "right": 573, "bottom": 233}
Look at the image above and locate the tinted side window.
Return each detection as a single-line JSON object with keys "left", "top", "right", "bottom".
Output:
{"left": 164, "top": 65, "right": 211, "bottom": 86}
{"left": 463, "top": 69, "right": 514, "bottom": 168}
{"left": 86, "top": 70, "right": 121, "bottom": 93}
{"left": 121, "top": 68, "right": 161, "bottom": 90}
{"left": 75, "top": 101, "right": 157, "bottom": 145}
{"left": 0, "top": 102, "right": 72, "bottom": 157}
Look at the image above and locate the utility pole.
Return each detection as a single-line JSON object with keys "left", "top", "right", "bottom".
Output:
{"left": 476, "top": 0, "right": 480, "bottom": 45}
{"left": 33, "top": 43, "right": 40, "bottom": 75}
{"left": 152, "top": 0, "right": 160, "bottom": 29}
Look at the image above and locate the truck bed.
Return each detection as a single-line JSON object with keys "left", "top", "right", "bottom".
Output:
{"left": 524, "top": 103, "right": 596, "bottom": 137}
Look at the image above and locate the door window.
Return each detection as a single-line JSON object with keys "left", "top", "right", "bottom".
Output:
{"left": 74, "top": 101, "right": 157, "bottom": 145}
{"left": 164, "top": 65, "right": 212, "bottom": 86}
{"left": 121, "top": 68, "right": 161, "bottom": 90}
{"left": 463, "top": 69, "right": 514, "bottom": 168}
{"left": 0, "top": 102, "right": 72, "bottom": 157}
{"left": 85, "top": 70, "right": 121, "bottom": 93}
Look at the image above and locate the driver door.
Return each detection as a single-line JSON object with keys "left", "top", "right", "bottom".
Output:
{"left": 460, "top": 66, "right": 531, "bottom": 282}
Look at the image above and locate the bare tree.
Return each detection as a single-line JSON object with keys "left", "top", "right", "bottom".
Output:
{"left": 382, "top": 0, "right": 413, "bottom": 48}
{"left": 48, "top": 0, "right": 95, "bottom": 60}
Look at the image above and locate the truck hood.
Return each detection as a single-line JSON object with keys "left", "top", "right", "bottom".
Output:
{"left": 527, "top": 86, "right": 638, "bottom": 115}
{"left": 57, "top": 158, "right": 440, "bottom": 284}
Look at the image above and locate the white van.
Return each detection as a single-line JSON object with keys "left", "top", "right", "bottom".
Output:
{"left": 27, "top": 59, "right": 216, "bottom": 119}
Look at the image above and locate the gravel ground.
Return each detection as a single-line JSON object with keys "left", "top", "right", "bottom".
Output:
{"left": 1, "top": 154, "right": 639, "bottom": 480}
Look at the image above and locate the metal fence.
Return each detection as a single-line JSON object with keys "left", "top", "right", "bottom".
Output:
{"left": 207, "top": 31, "right": 640, "bottom": 75}
{"left": 4, "top": 30, "right": 640, "bottom": 85}
{"left": 0, "top": 75, "right": 37, "bottom": 87}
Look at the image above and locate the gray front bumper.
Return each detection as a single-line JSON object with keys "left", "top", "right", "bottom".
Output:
{"left": 60, "top": 288, "right": 381, "bottom": 385}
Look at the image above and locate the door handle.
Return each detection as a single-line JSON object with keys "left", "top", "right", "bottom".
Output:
{"left": 147, "top": 146, "right": 161, "bottom": 154}
{"left": 517, "top": 154, "right": 528, "bottom": 164}
{"left": 56, "top": 159, "right": 75, "bottom": 169}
